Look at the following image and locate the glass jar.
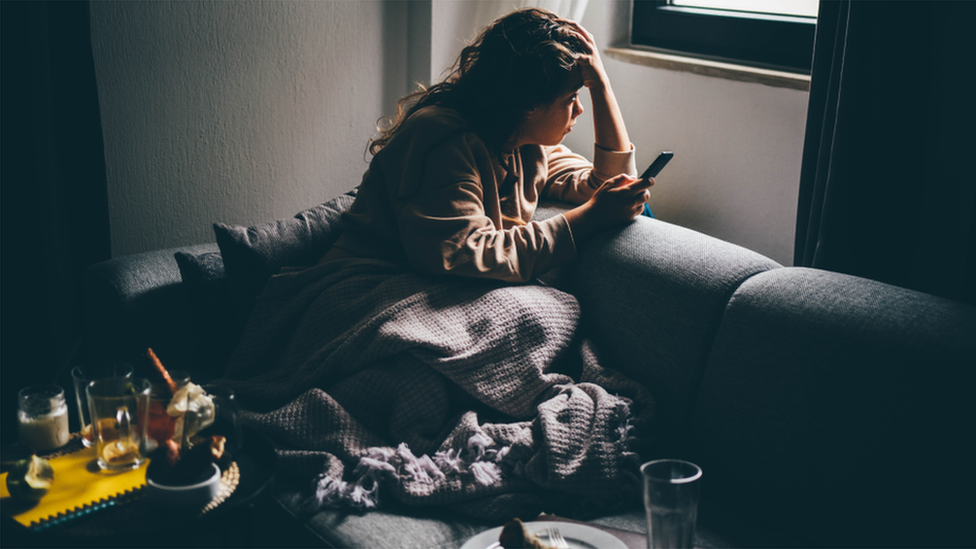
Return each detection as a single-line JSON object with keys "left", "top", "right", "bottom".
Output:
{"left": 18, "top": 385, "right": 71, "bottom": 451}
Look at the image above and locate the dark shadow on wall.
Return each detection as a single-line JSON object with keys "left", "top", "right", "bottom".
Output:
{"left": 1, "top": 0, "right": 111, "bottom": 444}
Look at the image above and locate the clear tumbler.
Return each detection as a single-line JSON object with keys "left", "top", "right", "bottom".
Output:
{"left": 642, "top": 459, "right": 702, "bottom": 549}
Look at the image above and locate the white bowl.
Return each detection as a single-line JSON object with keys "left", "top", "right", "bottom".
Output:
{"left": 146, "top": 462, "right": 221, "bottom": 509}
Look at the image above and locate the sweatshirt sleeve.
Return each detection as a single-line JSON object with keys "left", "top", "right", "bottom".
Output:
{"left": 396, "top": 134, "right": 577, "bottom": 283}
{"left": 542, "top": 143, "right": 638, "bottom": 204}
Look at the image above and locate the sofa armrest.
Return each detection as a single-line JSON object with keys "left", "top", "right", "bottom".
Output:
{"left": 549, "top": 213, "right": 782, "bottom": 456}
{"left": 693, "top": 267, "right": 976, "bottom": 546}
{"left": 84, "top": 243, "right": 221, "bottom": 376}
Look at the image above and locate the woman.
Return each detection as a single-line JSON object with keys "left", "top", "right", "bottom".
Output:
{"left": 223, "top": 8, "right": 655, "bottom": 518}
{"left": 320, "top": 8, "right": 653, "bottom": 282}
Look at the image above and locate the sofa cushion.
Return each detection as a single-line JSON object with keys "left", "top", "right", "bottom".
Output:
{"left": 273, "top": 488, "right": 775, "bottom": 548}
{"left": 272, "top": 487, "right": 493, "bottom": 549}
{"left": 213, "top": 192, "right": 356, "bottom": 317}
{"left": 692, "top": 267, "right": 976, "bottom": 547}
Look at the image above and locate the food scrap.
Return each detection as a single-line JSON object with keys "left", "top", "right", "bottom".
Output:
{"left": 499, "top": 518, "right": 554, "bottom": 549}
{"left": 5, "top": 454, "right": 55, "bottom": 502}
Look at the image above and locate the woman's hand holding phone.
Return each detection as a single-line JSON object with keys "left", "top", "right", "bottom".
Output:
{"left": 564, "top": 174, "right": 652, "bottom": 239}
{"left": 564, "top": 151, "right": 673, "bottom": 237}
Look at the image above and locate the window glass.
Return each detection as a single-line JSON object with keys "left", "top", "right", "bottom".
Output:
{"left": 631, "top": 0, "right": 818, "bottom": 72}
{"left": 672, "top": 0, "right": 819, "bottom": 18}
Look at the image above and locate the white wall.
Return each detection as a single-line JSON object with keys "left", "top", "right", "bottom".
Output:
{"left": 91, "top": 0, "right": 395, "bottom": 257}
{"left": 567, "top": 1, "right": 808, "bottom": 266}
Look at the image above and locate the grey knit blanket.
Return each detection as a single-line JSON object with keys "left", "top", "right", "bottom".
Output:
{"left": 219, "top": 258, "right": 654, "bottom": 519}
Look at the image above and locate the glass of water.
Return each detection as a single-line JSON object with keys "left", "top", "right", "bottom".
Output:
{"left": 642, "top": 459, "right": 702, "bottom": 549}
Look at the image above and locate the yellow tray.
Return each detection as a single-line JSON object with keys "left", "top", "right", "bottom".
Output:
{"left": 1, "top": 445, "right": 147, "bottom": 529}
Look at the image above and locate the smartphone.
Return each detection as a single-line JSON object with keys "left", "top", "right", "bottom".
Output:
{"left": 640, "top": 151, "right": 674, "bottom": 180}
{"left": 639, "top": 151, "right": 673, "bottom": 219}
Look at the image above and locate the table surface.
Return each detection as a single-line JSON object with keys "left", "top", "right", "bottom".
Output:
{"left": 1, "top": 427, "right": 276, "bottom": 548}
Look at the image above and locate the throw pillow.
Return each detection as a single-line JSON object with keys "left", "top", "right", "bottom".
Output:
{"left": 213, "top": 192, "right": 356, "bottom": 317}
{"left": 173, "top": 250, "right": 241, "bottom": 380}
{"left": 174, "top": 250, "right": 226, "bottom": 288}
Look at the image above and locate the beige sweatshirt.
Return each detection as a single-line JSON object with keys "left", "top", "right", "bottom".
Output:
{"left": 327, "top": 106, "right": 636, "bottom": 282}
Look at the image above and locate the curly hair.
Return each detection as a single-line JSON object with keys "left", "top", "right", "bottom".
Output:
{"left": 368, "top": 8, "right": 585, "bottom": 155}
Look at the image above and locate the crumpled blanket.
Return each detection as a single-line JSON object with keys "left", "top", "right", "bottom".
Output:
{"left": 217, "top": 257, "right": 655, "bottom": 519}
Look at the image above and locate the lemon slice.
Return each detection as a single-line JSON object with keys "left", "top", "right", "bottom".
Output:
{"left": 5, "top": 455, "right": 55, "bottom": 502}
{"left": 101, "top": 438, "right": 141, "bottom": 465}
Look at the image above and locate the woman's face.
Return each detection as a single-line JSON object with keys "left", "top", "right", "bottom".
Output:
{"left": 520, "top": 79, "right": 585, "bottom": 147}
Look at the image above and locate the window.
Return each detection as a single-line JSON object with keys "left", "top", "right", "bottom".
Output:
{"left": 631, "top": 0, "right": 818, "bottom": 73}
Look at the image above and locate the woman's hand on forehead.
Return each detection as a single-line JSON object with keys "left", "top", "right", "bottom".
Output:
{"left": 558, "top": 19, "right": 607, "bottom": 90}
{"left": 558, "top": 19, "right": 595, "bottom": 50}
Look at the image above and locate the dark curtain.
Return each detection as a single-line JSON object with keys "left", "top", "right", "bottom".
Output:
{"left": 1, "top": 0, "right": 111, "bottom": 444}
{"left": 796, "top": 0, "right": 976, "bottom": 305}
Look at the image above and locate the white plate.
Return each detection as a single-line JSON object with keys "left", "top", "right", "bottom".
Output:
{"left": 460, "top": 520, "right": 629, "bottom": 549}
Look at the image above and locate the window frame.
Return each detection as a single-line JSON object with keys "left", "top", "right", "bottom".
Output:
{"left": 630, "top": 0, "right": 817, "bottom": 73}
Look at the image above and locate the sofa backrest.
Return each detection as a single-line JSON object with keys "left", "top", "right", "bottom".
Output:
{"left": 691, "top": 267, "right": 976, "bottom": 547}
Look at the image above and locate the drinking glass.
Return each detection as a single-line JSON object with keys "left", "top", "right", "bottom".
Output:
{"left": 71, "top": 361, "right": 133, "bottom": 447}
{"left": 87, "top": 377, "right": 151, "bottom": 471}
{"left": 642, "top": 459, "right": 702, "bottom": 549}
{"left": 147, "top": 370, "right": 191, "bottom": 450}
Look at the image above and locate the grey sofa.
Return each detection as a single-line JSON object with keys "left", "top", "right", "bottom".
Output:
{"left": 84, "top": 192, "right": 975, "bottom": 548}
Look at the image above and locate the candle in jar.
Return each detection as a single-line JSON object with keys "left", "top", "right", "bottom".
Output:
{"left": 18, "top": 385, "right": 71, "bottom": 451}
